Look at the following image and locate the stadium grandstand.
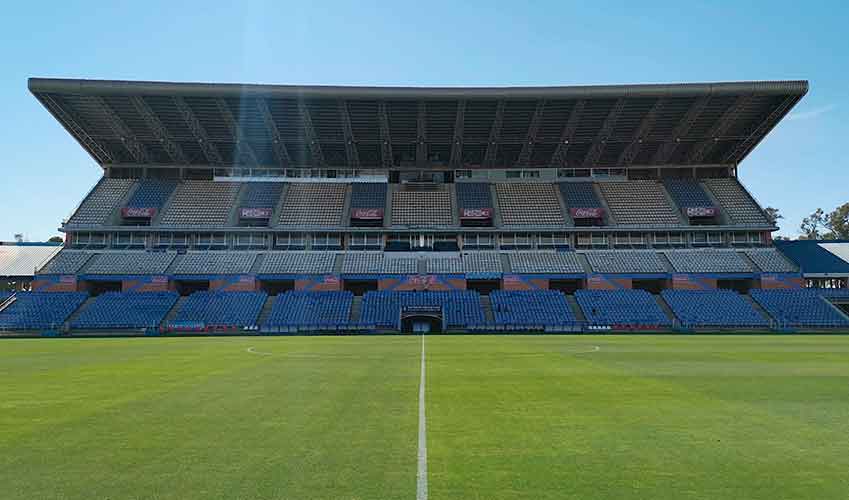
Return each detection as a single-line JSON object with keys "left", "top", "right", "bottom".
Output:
{"left": 7, "top": 76, "right": 847, "bottom": 335}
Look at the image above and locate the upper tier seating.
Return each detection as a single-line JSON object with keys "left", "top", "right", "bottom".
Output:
{"left": 496, "top": 183, "right": 565, "bottom": 226}
{"left": 241, "top": 182, "right": 283, "bottom": 210}
{"left": 264, "top": 291, "right": 352, "bottom": 330}
{"left": 744, "top": 248, "right": 798, "bottom": 273}
{"left": 664, "top": 249, "right": 752, "bottom": 273}
{"left": 427, "top": 256, "right": 463, "bottom": 274}
{"left": 509, "top": 252, "right": 584, "bottom": 274}
{"left": 0, "top": 292, "right": 87, "bottom": 330}
{"left": 661, "top": 290, "right": 769, "bottom": 328}
{"left": 586, "top": 250, "right": 666, "bottom": 274}
{"left": 159, "top": 181, "right": 241, "bottom": 226}
{"left": 598, "top": 181, "right": 680, "bottom": 226}
{"left": 490, "top": 290, "right": 577, "bottom": 327}
{"left": 278, "top": 183, "right": 346, "bottom": 226}
{"left": 751, "top": 289, "right": 849, "bottom": 328}
{"left": 259, "top": 252, "right": 336, "bottom": 275}
{"left": 170, "top": 291, "right": 267, "bottom": 329}
{"left": 39, "top": 250, "right": 94, "bottom": 275}
{"left": 360, "top": 290, "right": 484, "bottom": 329}
{"left": 350, "top": 183, "right": 387, "bottom": 209}
{"left": 703, "top": 178, "right": 769, "bottom": 225}
{"left": 173, "top": 252, "right": 257, "bottom": 275}
{"left": 391, "top": 190, "right": 453, "bottom": 226}
{"left": 72, "top": 292, "right": 177, "bottom": 329}
{"left": 342, "top": 252, "right": 383, "bottom": 274}
{"left": 85, "top": 252, "right": 175, "bottom": 275}
{"left": 463, "top": 252, "right": 503, "bottom": 274}
{"left": 576, "top": 289, "right": 671, "bottom": 328}
{"left": 558, "top": 182, "right": 604, "bottom": 208}
{"left": 456, "top": 183, "right": 493, "bottom": 209}
{"left": 67, "top": 178, "right": 135, "bottom": 225}
{"left": 126, "top": 180, "right": 177, "bottom": 210}
{"left": 382, "top": 256, "right": 418, "bottom": 274}
{"left": 663, "top": 179, "right": 714, "bottom": 209}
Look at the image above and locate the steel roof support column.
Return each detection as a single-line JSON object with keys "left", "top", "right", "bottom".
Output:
{"left": 551, "top": 100, "right": 585, "bottom": 167}
{"left": 92, "top": 97, "right": 148, "bottom": 163}
{"left": 517, "top": 100, "right": 544, "bottom": 167}
{"left": 297, "top": 100, "right": 326, "bottom": 167}
{"left": 39, "top": 94, "right": 114, "bottom": 164}
{"left": 174, "top": 96, "right": 224, "bottom": 166}
{"left": 216, "top": 98, "right": 259, "bottom": 167}
{"left": 130, "top": 96, "right": 188, "bottom": 164}
{"left": 687, "top": 95, "right": 750, "bottom": 164}
{"left": 338, "top": 100, "right": 361, "bottom": 169}
{"left": 582, "top": 98, "right": 626, "bottom": 167}
{"left": 722, "top": 95, "right": 799, "bottom": 164}
{"left": 449, "top": 100, "right": 466, "bottom": 168}
{"left": 416, "top": 101, "right": 427, "bottom": 167}
{"left": 483, "top": 100, "right": 506, "bottom": 168}
{"left": 651, "top": 96, "right": 709, "bottom": 164}
{"left": 378, "top": 101, "right": 394, "bottom": 169}
{"left": 256, "top": 98, "right": 291, "bottom": 168}
{"left": 617, "top": 98, "right": 666, "bottom": 167}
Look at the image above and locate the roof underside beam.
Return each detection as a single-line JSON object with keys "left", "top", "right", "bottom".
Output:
{"left": 377, "top": 101, "right": 394, "bottom": 168}
{"left": 722, "top": 94, "right": 799, "bottom": 164}
{"left": 551, "top": 100, "right": 586, "bottom": 167}
{"left": 517, "top": 100, "right": 545, "bottom": 166}
{"left": 687, "top": 95, "right": 751, "bottom": 164}
{"left": 582, "top": 98, "right": 626, "bottom": 167}
{"left": 39, "top": 94, "right": 114, "bottom": 164}
{"left": 651, "top": 96, "right": 710, "bottom": 164}
{"left": 91, "top": 97, "right": 148, "bottom": 163}
{"left": 616, "top": 98, "right": 666, "bottom": 167}
{"left": 416, "top": 101, "right": 427, "bottom": 167}
{"left": 338, "top": 100, "right": 361, "bottom": 168}
{"left": 173, "top": 96, "right": 223, "bottom": 165}
{"left": 215, "top": 98, "right": 259, "bottom": 166}
{"left": 130, "top": 96, "right": 188, "bottom": 164}
{"left": 297, "top": 100, "right": 325, "bottom": 167}
{"left": 449, "top": 100, "right": 466, "bottom": 167}
{"left": 256, "top": 98, "right": 291, "bottom": 167}
{"left": 483, "top": 100, "right": 506, "bottom": 167}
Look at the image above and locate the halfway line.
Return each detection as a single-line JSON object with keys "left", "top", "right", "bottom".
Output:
{"left": 416, "top": 334, "right": 428, "bottom": 500}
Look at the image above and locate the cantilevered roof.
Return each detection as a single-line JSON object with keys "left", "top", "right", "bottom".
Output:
{"left": 29, "top": 78, "right": 807, "bottom": 170}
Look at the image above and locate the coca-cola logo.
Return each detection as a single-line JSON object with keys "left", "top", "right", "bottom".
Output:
{"left": 686, "top": 207, "right": 718, "bottom": 217}
{"left": 122, "top": 207, "right": 156, "bottom": 218}
{"left": 570, "top": 207, "right": 603, "bottom": 219}
{"left": 460, "top": 208, "right": 493, "bottom": 219}
{"left": 240, "top": 208, "right": 272, "bottom": 219}
{"left": 352, "top": 208, "right": 384, "bottom": 220}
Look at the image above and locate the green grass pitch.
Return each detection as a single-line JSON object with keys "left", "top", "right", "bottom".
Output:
{"left": 1, "top": 335, "right": 848, "bottom": 499}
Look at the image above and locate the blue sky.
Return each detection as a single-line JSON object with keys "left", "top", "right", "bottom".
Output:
{"left": 1, "top": 0, "right": 846, "bottom": 240}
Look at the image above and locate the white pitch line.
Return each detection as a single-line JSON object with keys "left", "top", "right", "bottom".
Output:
{"left": 416, "top": 334, "right": 428, "bottom": 500}
{"left": 245, "top": 346, "right": 272, "bottom": 356}
{"left": 573, "top": 345, "right": 601, "bottom": 354}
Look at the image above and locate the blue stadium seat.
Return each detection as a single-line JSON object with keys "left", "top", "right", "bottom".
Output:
{"left": 126, "top": 180, "right": 177, "bottom": 209}
{"left": 350, "top": 183, "right": 387, "bottom": 209}
{"left": 663, "top": 179, "right": 714, "bottom": 208}
{"left": 264, "top": 291, "right": 353, "bottom": 332}
{"left": 750, "top": 289, "right": 849, "bottom": 328}
{"left": 0, "top": 292, "right": 87, "bottom": 330}
{"left": 559, "top": 182, "right": 603, "bottom": 209}
{"left": 360, "top": 290, "right": 485, "bottom": 330}
{"left": 576, "top": 289, "right": 671, "bottom": 328}
{"left": 456, "top": 183, "right": 493, "bottom": 209}
{"left": 661, "top": 290, "right": 768, "bottom": 328}
{"left": 241, "top": 182, "right": 283, "bottom": 209}
{"left": 72, "top": 292, "right": 178, "bottom": 329}
{"left": 170, "top": 291, "right": 267, "bottom": 330}
{"left": 490, "top": 290, "right": 577, "bottom": 329}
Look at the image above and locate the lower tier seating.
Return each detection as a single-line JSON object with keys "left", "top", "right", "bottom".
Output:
{"left": 661, "top": 290, "right": 769, "bottom": 328}
{"left": 360, "top": 290, "right": 484, "bottom": 329}
{"left": 170, "top": 291, "right": 267, "bottom": 330}
{"left": 0, "top": 292, "right": 87, "bottom": 330}
{"left": 72, "top": 292, "right": 178, "bottom": 329}
{"left": 264, "top": 291, "right": 352, "bottom": 331}
{"left": 490, "top": 290, "right": 577, "bottom": 328}
{"left": 576, "top": 290, "right": 671, "bottom": 328}
{"left": 750, "top": 289, "right": 849, "bottom": 328}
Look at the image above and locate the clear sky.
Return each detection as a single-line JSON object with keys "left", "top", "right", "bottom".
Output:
{"left": 1, "top": 0, "right": 846, "bottom": 241}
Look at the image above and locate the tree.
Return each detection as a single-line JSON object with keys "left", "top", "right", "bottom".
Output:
{"left": 827, "top": 203, "right": 849, "bottom": 239}
{"left": 800, "top": 208, "right": 829, "bottom": 239}
{"left": 763, "top": 206, "right": 783, "bottom": 226}
{"left": 47, "top": 236, "right": 64, "bottom": 243}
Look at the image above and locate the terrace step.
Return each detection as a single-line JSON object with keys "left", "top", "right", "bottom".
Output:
{"left": 161, "top": 296, "right": 189, "bottom": 328}
{"left": 257, "top": 295, "right": 277, "bottom": 327}
{"left": 743, "top": 294, "right": 775, "bottom": 325}
{"left": 566, "top": 294, "right": 586, "bottom": 322}
{"left": 63, "top": 296, "right": 97, "bottom": 332}
{"left": 349, "top": 295, "right": 363, "bottom": 323}
{"left": 480, "top": 295, "right": 494, "bottom": 323}
{"left": 250, "top": 253, "right": 266, "bottom": 274}
{"left": 653, "top": 294, "right": 678, "bottom": 326}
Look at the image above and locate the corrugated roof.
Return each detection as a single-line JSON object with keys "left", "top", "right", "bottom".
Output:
{"left": 774, "top": 240, "right": 849, "bottom": 276}
{"left": 0, "top": 244, "right": 62, "bottom": 278}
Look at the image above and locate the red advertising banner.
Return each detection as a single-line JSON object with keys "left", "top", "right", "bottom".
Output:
{"left": 686, "top": 207, "right": 718, "bottom": 217}
{"left": 122, "top": 207, "right": 156, "bottom": 218}
{"left": 351, "top": 208, "right": 384, "bottom": 220}
{"left": 460, "top": 208, "right": 493, "bottom": 220}
{"left": 570, "top": 207, "right": 604, "bottom": 219}
{"left": 240, "top": 208, "right": 272, "bottom": 219}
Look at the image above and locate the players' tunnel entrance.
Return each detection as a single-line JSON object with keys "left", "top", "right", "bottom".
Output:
{"left": 86, "top": 281, "right": 122, "bottom": 296}
{"left": 401, "top": 306, "right": 444, "bottom": 333}
{"left": 260, "top": 280, "right": 295, "bottom": 296}
{"left": 467, "top": 279, "right": 500, "bottom": 295}
{"left": 343, "top": 279, "right": 378, "bottom": 296}
{"left": 549, "top": 279, "right": 584, "bottom": 294}
{"left": 717, "top": 279, "right": 753, "bottom": 294}
{"left": 633, "top": 279, "right": 667, "bottom": 294}
{"left": 176, "top": 280, "right": 209, "bottom": 296}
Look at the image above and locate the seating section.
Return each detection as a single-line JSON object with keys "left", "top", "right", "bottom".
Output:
{"left": 68, "top": 178, "right": 135, "bottom": 225}
{"left": 496, "top": 183, "right": 565, "bottom": 226}
{"left": 171, "top": 291, "right": 267, "bottom": 329}
{"left": 173, "top": 252, "right": 257, "bottom": 275}
{"left": 586, "top": 250, "right": 666, "bottom": 274}
{"left": 576, "top": 290, "right": 671, "bottom": 327}
{"left": 72, "top": 292, "right": 178, "bottom": 329}
{"left": 598, "top": 181, "right": 680, "bottom": 226}
{"left": 85, "top": 252, "right": 176, "bottom": 275}
{"left": 342, "top": 253, "right": 383, "bottom": 274}
{"left": 664, "top": 249, "right": 752, "bottom": 273}
{"left": 159, "top": 181, "right": 241, "bottom": 226}
{"left": 490, "top": 290, "right": 577, "bottom": 327}
{"left": 427, "top": 256, "right": 463, "bottom": 274}
{"left": 703, "top": 178, "right": 769, "bottom": 225}
{"left": 751, "top": 289, "right": 849, "bottom": 328}
{"left": 382, "top": 256, "right": 418, "bottom": 274}
{"left": 126, "top": 180, "right": 177, "bottom": 210}
{"left": 278, "top": 183, "right": 346, "bottom": 226}
{"left": 259, "top": 252, "right": 336, "bottom": 274}
{"left": 661, "top": 290, "right": 769, "bottom": 328}
{"left": 350, "top": 183, "right": 387, "bottom": 209}
{"left": 663, "top": 179, "right": 714, "bottom": 209}
{"left": 744, "top": 248, "right": 797, "bottom": 273}
{"left": 360, "top": 290, "right": 484, "bottom": 329}
{"left": 0, "top": 292, "right": 87, "bottom": 330}
{"left": 39, "top": 250, "right": 93, "bottom": 274}
{"left": 509, "top": 252, "right": 584, "bottom": 274}
{"left": 391, "top": 191, "right": 453, "bottom": 226}
{"left": 456, "top": 183, "right": 493, "bottom": 209}
{"left": 264, "top": 291, "right": 352, "bottom": 330}
{"left": 463, "top": 252, "right": 502, "bottom": 274}
{"left": 241, "top": 182, "right": 283, "bottom": 210}
{"left": 559, "top": 182, "right": 603, "bottom": 209}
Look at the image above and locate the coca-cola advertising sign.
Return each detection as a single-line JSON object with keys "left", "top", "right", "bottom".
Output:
{"left": 122, "top": 207, "right": 156, "bottom": 218}
{"left": 570, "top": 207, "right": 604, "bottom": 219}
{"left": 351, "top": 208, "right": 384, "bottom": 220}
{"left": 460, "top": 208, "right": 493, "bottom": 220}
{"left": 240, "top": 208, "right": 272, "bottom": 219}
{"left": 686, "top": 207, "right": 718, "bottom": 217}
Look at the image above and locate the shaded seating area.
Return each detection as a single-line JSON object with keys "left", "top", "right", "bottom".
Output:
{"left": 169, "top": 291, "right": 267, "bottom": 331}
{"left": 72, "top": 292, "right": 177, "bottom": 329}
{"left": 750, "top": 289, "right": 849, "bottom": 328}
{"left": 661, "top": 290, "right": 768, "bottom": 328}
{"left": 496, "top": 183, "right": 565, "bottom": 226}
{"left": 158, "top": 181, "right": 241, "bottom": 226}
{"left": 263, "top": 291, "right": 352, "bottom": 332}
{"left": 0, "top": 292, "right": 87, "bottom": 330}
{"left": 278, "top": 183, "right": 346, "bottom": 226}
{"left": 597, "top": 181, "right": 680, "bottom": 226}
{"left": 575, "top": 289, "right": 671, "bottom": 328}
{"left": 703, "top": 178, "right": 769, "bottom": 225}
{"left": 67, "top": 178, "right": 135, "bottom": 226}
{"left": 490, "top": 290, "right": 577, "bottom": 330}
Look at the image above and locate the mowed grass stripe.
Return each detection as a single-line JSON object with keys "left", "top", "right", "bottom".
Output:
{"left": 0, "top": 337, "right": 421, "bottom": 500}
{"left": 425, "top": 335, "right": 849, "bottom": 500}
